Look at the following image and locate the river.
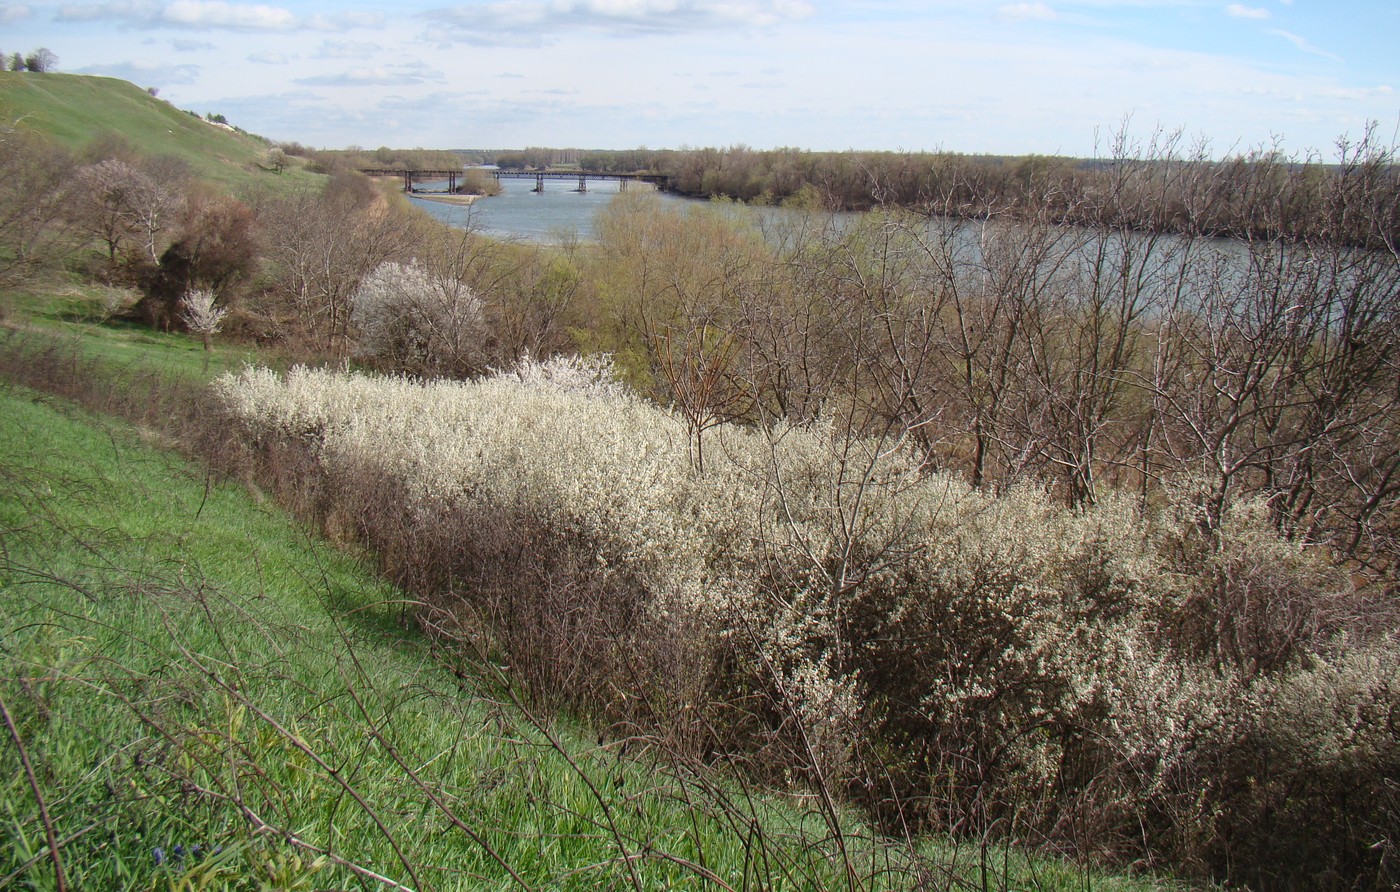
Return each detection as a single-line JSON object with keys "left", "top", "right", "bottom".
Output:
{"left": 408, "top": 172, "right": 692, "bottom": 242}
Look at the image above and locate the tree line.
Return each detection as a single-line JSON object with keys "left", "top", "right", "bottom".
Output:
{"left": 567, "top": 129, "right": 1400, "bottom": 247}
{"left": 2, "top": 47, "right": 58, "bottom": 72}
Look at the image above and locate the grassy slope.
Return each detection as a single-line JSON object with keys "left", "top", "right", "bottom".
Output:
{"left": 5, "top": 282, "right": 271, "bottom": 383}
{"left": 0, "top": 340, "right": 1188, "bottom": 891}
{"left": 0, "top": 383, "right": 820, "bottom": 890}
{"left": 0, "top": 71, "right": 321, "bottom": 193}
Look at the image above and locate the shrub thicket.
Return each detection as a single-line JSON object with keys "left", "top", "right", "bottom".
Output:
{"left": 213, "top": 363, "right": 1399, "bottom": 889}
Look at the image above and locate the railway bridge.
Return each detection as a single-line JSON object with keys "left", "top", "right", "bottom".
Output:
{"left": 358, "top": 168, "right": 671, "bottom": 194}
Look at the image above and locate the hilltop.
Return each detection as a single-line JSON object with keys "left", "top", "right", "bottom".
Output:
{"left": 0, "top": 71, "right": 320, "bottom": 192}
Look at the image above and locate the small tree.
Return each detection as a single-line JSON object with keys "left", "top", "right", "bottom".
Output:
{"left": 264, "top": 147, "right": 289, "bottom": 173}
{"left": 24, "top": 48, "right": 57, "bottom": 73}
{"left": 180, "top": 288, "right": 227, "bottom": 366}
{"left": 9, "top": 53, "right": 25, "bottom": 72}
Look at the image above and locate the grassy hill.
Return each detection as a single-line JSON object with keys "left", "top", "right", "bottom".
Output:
{"left": 0, "top": 71, "right": 321, "bottom": 192}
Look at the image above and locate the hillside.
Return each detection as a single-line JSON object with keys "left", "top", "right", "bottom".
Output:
{"left": 0, "top": 71, "right": 320, "bottom": 192}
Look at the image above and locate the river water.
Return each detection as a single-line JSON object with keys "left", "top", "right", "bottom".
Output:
{"left": 408, "top": 173, "right": 691, "bottom": 242}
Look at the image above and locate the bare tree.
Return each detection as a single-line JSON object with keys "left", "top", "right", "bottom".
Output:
{"left": 260, "top": 172, "right": 420, "bottom": 357}
{"left": 0, "top": 123, "right": 73, "bottom": 290}
{"left": 23, "top": 48, "right": 56, "bottom": 73}
{"left": 70, "top": 158, "right": 183, "bottom": 266}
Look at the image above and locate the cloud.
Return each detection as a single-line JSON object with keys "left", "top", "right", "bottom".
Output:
{"left": 296, "top": 62, "right": 446, "bottom": 87}
{"left": 1322, "top": 84, "right": 1393, "bottom": 101}
{"left": 1268, "top": 28, "right": 1342, "bottom": 62}
{"left": 1225, "top": 4, "right": 1269, "bottom": 19}
{"left": 305, "top": 10, "right": 384, "bottom": 30}
{"left": 170, "top": 37, "right": 215, "bottom": 50}
{"left": 315, "top": 40, "right": 382, "bottom": 59}
{"left": 57, "top": 0, "right": 155, "bottom": 23}
{"left": 422, "top": 0, "right": 815, "bottom": 42}
{"left": 161, "top": 0, "right": 295, "bottom": 29}
{"left": 56, "top": 0, "right": 378, "bottom": 31}
{"left": 248, "top": 50, "right": 288, "bottom": 63}
{"left": 997, "top": 2, "right": 1055, "bottom": 23}
{"left": 0, "top": 4, "right": 32, "bottom": 25}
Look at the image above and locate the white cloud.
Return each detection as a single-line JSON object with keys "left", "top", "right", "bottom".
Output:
{"left": 56, "top": 0, "right": 377, "bottom": 31}
{"left": 315, "top": 40, "right": 382, "bottom": 59}
{"left": 58, "top": 0, "right": 156, "bottom": 23}
{"left": 998, "top": 2, "right": 1055, "bottom": 23}
{"left": 1225, "top": 4, "right": 1269, "bottom": 19}
{"left": 306, "top": 11, "right": 384, "bottom": 31}
{"left": 1322, "top": 84, "right": 1393, "bottom": 101}
{"left": 75, "top": 58, "right": 201, "bottom": 84}
{"left": 0, "top": 4, "right": 33, "bottom": 25}
{"left": 423, "top": 0, "right": 814, "bottom": 42}
{"left": 248, "top": 50, "right": 288, "bottom": 63}
{"left": 170, "top": 37, "right": 215, "bottom": 50}
{"left": 160, "top": 1, "right": 294, "bottom": 30}
{"left": 296, "top": 62, "right": 446, "bottom": 86}
{"left": 1268, "top": 28, "right": 1342, "bottom": 62}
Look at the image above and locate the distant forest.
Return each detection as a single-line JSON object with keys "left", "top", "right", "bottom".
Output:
{"left": 477, "top": 135, "right": 1400, "bottom": 246}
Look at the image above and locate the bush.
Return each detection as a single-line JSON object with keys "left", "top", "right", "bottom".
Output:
{"left": 213, "top": 365, "right": 1400, "bottom": 889}
{"left": 350, "top": 260, "right": 483, "bottom": 377}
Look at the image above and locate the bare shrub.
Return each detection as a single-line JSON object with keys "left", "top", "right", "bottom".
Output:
{"left": 0, "top": 122, "right": 74, "bottom": 290}
{"left": 259, "top": 172, "right": 421, "bottom": 357}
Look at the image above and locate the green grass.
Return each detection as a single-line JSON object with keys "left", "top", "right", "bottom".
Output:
{"left": 0, "top": 373, "right": 1190, "bottom": 890}
{"left": 2, "top": 277, "right": 285, "bottom": 389}
{"left": 0, "top": 382, "right": 807, "bottom": 890}
{"left": 0, "top": 72, "right": 322, "bottom": 193}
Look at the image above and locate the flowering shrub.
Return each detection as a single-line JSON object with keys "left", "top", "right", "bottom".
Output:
{"left": 212, "top": 363, "right": 1400, "bottom": 888}
{"left": 351, "top": 260, "right": 483, "bottom": 377}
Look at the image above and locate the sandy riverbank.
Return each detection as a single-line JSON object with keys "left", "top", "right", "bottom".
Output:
{"left": 409, "top": 192, "right": 482, "bottom": 206}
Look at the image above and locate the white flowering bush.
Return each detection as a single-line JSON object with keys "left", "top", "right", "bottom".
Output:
{"left": 211, "top": 364, "right": 1400, "bottom": 887}
{"left": 486, "top": 351, "right": 630, "bottom": 400}
{"left": 351, "top": 260, "right": 483, "bottom": 376}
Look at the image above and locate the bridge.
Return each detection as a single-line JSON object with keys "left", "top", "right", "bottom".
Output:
{"left": 490, "top": 170, "right": 670, "bottom": 193}
{"left": 358, "top": 168, "right": 670, "bottom": 194}
{"left": 358, "top": 168, "right": 469, "bottom": 193}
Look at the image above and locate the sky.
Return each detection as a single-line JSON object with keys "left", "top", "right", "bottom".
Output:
{"left": 2, "top": 0, "right": 1397, "bottom": 157}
